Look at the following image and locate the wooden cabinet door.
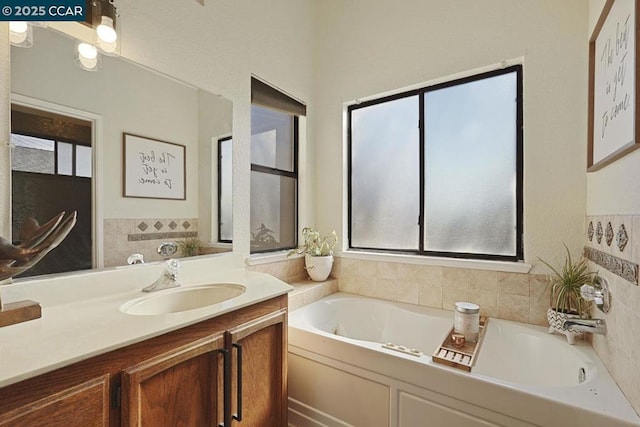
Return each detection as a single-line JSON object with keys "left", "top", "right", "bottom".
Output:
{"left": 0, "top": 375, "right": 110, "bottom": 427}
{"left": 121, "top": 334, "right": 225, "bottom": 427}
{"left": 227, "top": 309, "right": 287, "bottom": 427}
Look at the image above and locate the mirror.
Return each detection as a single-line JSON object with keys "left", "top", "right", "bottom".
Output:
{"left": 9, "top": 26, "right": 233, "bottom": 278}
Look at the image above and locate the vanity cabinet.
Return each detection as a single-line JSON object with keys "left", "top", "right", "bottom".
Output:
{"left": 0, "top": 295, "right": 287, "bottom": 427}
{"left": 121, "top": 334, "right": 226, "bottom": 426}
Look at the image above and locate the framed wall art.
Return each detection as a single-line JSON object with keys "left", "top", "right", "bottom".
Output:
{"left": 588, "top": 0, "right": 640, "bottom": 171}
{"left": 123, "top": 133, "right": 186, "bottom": 200}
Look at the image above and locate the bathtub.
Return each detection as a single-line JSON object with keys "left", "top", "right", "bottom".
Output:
{"left": 288, "top": 293, "right": 640, "bottom": 427}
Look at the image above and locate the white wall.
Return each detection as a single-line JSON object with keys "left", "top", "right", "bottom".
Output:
{"left": 312, "top": 0, "right": 589, "bottom": 271}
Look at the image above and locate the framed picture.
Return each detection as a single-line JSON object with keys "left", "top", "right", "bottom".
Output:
{"left": 123, "top": 133, "right": 186, "bottom": 200}
{"left": 588, "top": 0, "right": 640, "bottom": 171}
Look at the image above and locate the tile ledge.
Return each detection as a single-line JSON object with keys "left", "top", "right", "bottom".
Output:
{"left": 337, "top": 251, "right": 532, "bottom": 274}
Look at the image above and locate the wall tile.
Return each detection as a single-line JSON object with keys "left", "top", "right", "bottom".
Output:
{"left": 498, "top": 272, "right": 529, "bottom": 296}
{"left": 529, "top": 274, "right": 551, "bottom": 326}
{"left": 396, "top": 281, "right": 419, "bottom": 304}
{"left": 418, "top": 280, "right": 443, "bottom": 309}
{"left": 373, "top": 278, "right": 398, "bottom": 301}
{"left": 376, "top": 261, "right": 400, "bottom": 279}
{"left": 442, "top": 268, "right": 470, "bottom": 311}
{"left": 498, "top": 293, "right": 529, "bottom": 323}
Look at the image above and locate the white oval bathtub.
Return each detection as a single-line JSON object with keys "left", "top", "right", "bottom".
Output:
{"left": 288, "top": 293, "right": 640, "bottom": 427}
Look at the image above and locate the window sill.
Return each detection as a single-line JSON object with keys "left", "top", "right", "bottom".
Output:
{"left": 246, "top": 250, "right": 301, "bottom": 266}
{"left": 337, "top": 250, "right": 532, "bottom": 274}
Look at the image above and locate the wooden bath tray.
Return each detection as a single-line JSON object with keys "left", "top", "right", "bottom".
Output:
{"left": 432, "top": 316, "right": 489, "bottom": 372}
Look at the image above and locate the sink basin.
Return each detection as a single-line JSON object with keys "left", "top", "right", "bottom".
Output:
{"left": 120, "top": 284, "right": 246, "bottom": 316}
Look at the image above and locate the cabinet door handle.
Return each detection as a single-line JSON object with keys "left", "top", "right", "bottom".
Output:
{"left": 232, "top": 343, "right": 243, "bottom": 422}
{"left": 219, "top": 348, "right": 231, "bottom": 427}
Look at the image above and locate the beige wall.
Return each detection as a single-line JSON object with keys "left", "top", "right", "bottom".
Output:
{"left": 586, "top": 1, "right": 640, "bottom": 414}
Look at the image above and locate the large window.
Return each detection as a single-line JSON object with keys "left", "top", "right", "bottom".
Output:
{"left": 349, "top": 65, "right": 523, "bottom": 261}
{"left": 250, "top": 77, "right": 305, "bottom": 253}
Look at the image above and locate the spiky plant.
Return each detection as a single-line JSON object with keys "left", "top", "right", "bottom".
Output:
{"left": 539, "top": 245, "right": 596, "bottom": 318}
{"left": 178, "top": 237, "right": 201, "bottom": 257}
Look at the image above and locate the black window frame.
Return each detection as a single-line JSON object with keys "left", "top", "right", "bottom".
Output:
{"left": 217, "top": 135, "right": 233, "bottom": 244}
{"left": 249, "top": 107, "right": 300, "bottom": 254}
{"left": 347, "top": 64, "right": 524, "bottom": 262}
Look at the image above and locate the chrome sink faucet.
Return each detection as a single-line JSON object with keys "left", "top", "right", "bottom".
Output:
{"left": 142, "top": 259, "right": 182, "bottom": 292}
{"left": 561, "top": 318, "right": 607, "bottom": 335}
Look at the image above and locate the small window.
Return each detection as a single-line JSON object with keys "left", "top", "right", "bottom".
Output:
{"left": 249, "top": 77, "right": 305, "bottom": 253}
{"left": 57, "top": 142, "right": 73, "bottom": 176}
{"left": 218, "top": 136, "right": 233, "bottom": 243}
{"left": 76, "top": 145, "right": 92, "bottom": 178}
{"left": 348, "top": 65, "right": 523, "bottom": 261}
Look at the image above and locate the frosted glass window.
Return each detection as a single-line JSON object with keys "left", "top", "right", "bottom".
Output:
{"left": 347, "top": 65, "right": 522, "bottom": 260}
{"left": 10, "top": 133, "right": 55, "bottom": 174}
{"left": 57, "top": 142, "right": 73, "bottom": 176}
{"left": 250, "top": 172, "right": 296, "bottom": 252}
{"left": 219, "top": 138, "right": 233, "bottom": 242}
{"left": 350, "top": 95, "right": 420, "bottom": 249}
{"left": 75, "top": 145, "right": 92, "bottom": 178}
{"left": 251, "top": 105, "right": 294, "bottom": 172}
{"left": 424, "top": 72, "right": 517, "bottom": 256}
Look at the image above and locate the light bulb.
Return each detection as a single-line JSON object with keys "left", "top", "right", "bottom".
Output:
{"left": 9, "top": 22, "right": 28, "bottom": 44}
{"left": 9, "top": 21, "right": 28, "bottom": 34}
{"left": 76, "top": 43, "right": 99, "bottom": 70}
{"left": 96, "top": 16, "right": 117, "bottom": 44}
{"left": 77, "top": 43, "right": 98, "bottom": 60}
{"left": 79, "top": 55, "right": 98, "bottom": 70}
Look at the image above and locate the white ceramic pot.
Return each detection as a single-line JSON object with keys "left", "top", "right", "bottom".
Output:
{"left": 305, "top": 254, "right": 334, "bottom": 281}
{"left": 547, "top": 308, "right": 583, "bottom": 345}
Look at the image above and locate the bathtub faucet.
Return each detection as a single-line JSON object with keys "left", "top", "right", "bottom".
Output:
{"left": 561, "top": 318, "right": 606, "bottom": 335}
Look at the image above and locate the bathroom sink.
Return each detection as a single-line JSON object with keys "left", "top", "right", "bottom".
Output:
{"left": 120, "top": 284, "right": 246, "bottom": 316}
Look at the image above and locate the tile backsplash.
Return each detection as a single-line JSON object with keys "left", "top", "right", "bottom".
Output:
{"left": 332, "top": 258, "right": 551, "bottom": 326}
{"left": 103, "top": 218, "right": 198, "bottom": 267}
{"left": 257, "top": 255, "right": 552, "bottom": 327}
{"left": 586, "top": 215, "right": 640, "bottom": 413}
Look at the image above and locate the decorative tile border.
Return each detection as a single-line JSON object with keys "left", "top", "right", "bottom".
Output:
{"left": 583, "top": 246, "right": 638, "bottom": 285}
{"left": 128, "top": 231, "right": 198, "bottom": 242}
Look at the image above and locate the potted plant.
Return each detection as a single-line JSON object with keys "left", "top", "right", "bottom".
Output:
{"left": 289, "top": 227, "right": 338, "bottom": 281}
{"left": 178, "top": 237, "right": 201, "bottom": 257}
{"left": 539, "top": 245, "right": 597, "bottom": 344}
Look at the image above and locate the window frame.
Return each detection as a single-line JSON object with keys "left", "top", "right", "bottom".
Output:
{"left": 249, "top": 108, "right": 299, "bottom": 254}
{"left": 11, "top": 131, "right": 92, "bottom": 179}
{"left": 347, "top": 65, "right": 524, "bottom": 262}
{"left": 217, "top": 135, "right": 233, "bottom": 244}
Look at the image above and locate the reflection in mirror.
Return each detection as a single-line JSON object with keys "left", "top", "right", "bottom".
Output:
{"left": 9, "top": 26, "right": 233, "bottom": 277}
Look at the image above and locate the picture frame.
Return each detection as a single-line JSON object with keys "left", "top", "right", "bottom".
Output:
{"left": 123, "top": 133, "right": 186, "bottom": 200}
{"left": 588, "top": 0, "right": 640, "bottom": 172}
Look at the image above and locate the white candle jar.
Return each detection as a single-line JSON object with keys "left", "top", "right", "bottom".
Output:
{"left": 453, "top": 302, "right": 480, "bottom": 343}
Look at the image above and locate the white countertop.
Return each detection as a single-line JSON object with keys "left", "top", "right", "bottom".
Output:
{"left": 0, "top": 255, "right": 293, "bottom": 388}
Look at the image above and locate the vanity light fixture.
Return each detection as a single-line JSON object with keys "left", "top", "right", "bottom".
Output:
{"left": 94, "top": 0, "right": 119, "bottom": 55}
{"left": 76, "top": 42, "right": 100, "bottom": 71}
{"left": 9, "top": 21, "right": 33, "bottom": 48}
